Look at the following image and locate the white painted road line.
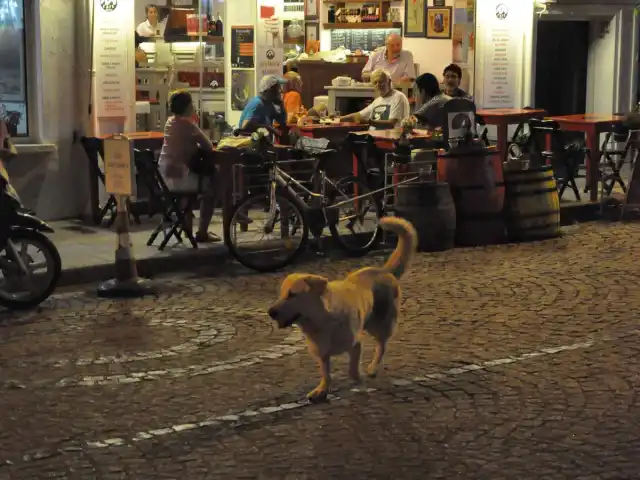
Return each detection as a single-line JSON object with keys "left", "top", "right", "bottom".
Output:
{"left": 53, "top": 328, "right": 305, "bottom": 388}
{"left": 84, "top": 332, "right": 636, "bottom": 450}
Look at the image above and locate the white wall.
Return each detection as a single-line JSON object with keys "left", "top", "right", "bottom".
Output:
{"left": 586, "top": 18, "right": 616, "bottom": 114}
{"left": 8, "top": 0, "right": 91, "bottom": 221}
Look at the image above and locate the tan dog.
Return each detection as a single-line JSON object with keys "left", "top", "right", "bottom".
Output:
{"left": 267, "top": 217, "right": 418, "bottom": 402}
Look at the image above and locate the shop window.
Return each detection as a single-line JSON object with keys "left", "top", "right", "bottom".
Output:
{"left": 0, "top": 0, "right": 29, "bottom": 137}
{"left": 134, "top": 0, "right": 225, "bottom": 135}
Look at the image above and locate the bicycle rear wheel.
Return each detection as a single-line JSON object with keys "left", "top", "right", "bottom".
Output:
{"left": 328, "top": 175, "right": 382, "bottom": 256}
{"left": 224, "top": 190, "right": 309, "bottom": 272}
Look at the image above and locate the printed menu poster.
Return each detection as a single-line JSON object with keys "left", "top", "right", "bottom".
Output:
{"left": 481, "top": 0, "right": 520, "bottom": 108}
{"left": 93, "top": 0, "right": 129, "bottom": 117}
{"left": 231, "top": 26, "right": 255, "bottom": 68}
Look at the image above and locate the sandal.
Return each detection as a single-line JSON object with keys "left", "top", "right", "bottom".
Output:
{"left": 195, "top": 231, "right": 222, "bottom": 243}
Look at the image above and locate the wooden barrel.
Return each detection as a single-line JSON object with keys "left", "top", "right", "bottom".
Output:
{"left": 437, "top": 146, "right": 506, "bottom": 246}
{"left": 395, "top": 182, "right": 456, "bottom": 252}
{"left": 503, "top": 166, "right": 560, "bottom": 241}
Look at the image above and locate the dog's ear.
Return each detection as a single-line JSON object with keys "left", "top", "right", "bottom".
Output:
{"left": 304, "top": 275, "right": 328, "bottom": 295}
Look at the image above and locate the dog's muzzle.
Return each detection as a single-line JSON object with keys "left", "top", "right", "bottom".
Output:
{"left": 267, "top": 306, "right": 301, "bottom": 328}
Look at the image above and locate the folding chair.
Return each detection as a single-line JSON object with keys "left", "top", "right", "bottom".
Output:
{"left": 529, "top": 119, "right": 587, "bottom": 200}
{"left": 599, "top": 121, "right": 634, "bottom": 196}
{"left": 133, "top": 149, "right": 199, "bottom": 250}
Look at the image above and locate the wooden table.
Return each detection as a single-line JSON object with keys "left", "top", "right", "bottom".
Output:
{"left": 475, "top": 108, "right": 547, "bottom": 165}
{"left": 290, "top": 122, "right": 370, "bottom": 179}
{"left": 547, "top": 114, "right": 624, "bottom": 201}
{"left": 293, "top": 122, "right": 369, "bottom": 139}
{"left": 82, "top": 132, "right": 165, "bottom": 224}
{"left": 351, "top": 128, "right": 434, "bottom": 150}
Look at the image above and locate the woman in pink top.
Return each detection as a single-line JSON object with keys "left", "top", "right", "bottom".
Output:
{"left": 158, "top": 91, "right": 220, "bottom": 242}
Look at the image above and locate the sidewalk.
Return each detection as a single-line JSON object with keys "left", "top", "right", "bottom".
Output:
{"left": 50, "top": 199, "right": 605, "bottom": 287}
{"left": 52, "top": 214, "right": 230, "bottom": 287}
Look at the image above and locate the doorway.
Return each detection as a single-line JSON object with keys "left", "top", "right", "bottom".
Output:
{"left": 534, "top": 20, "right": 589, "bottom": 116}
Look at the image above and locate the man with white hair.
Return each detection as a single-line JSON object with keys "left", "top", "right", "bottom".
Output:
{"left": 361, "top": 33, "right": 415, "bottom": 84}
{"left": 340, "top": 69, "right": 410, "bottom": 130}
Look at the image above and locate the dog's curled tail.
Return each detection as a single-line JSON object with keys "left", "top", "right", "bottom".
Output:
{"left": 380, "top": 216, "right": 418, "bottom": 279}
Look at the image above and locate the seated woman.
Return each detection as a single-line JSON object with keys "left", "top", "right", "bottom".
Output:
{"left": 409, "top": 73, "right": 452, "bottom": 129}
{"left": 158, "top": 91, "right": 220, "bottom": 243}
{"left": 282, "top": 71, "right": 305, "bottom": 124}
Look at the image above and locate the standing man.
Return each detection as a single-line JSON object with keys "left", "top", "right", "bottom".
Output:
{"left": 442, "top": 63, "right": 472, "bottom": 99}
{"left": 361, "top": 33, "right": 415, "bottom": 84}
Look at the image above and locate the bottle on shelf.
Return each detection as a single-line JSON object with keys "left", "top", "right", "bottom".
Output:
{"left": 328, "top": 5, "right": 336, "bottom": 23}
{"left": 208, "top": 14, "right": 216, "bottom": 36}
{"left": 215, "top": 13, "right": 223, "bottom": 37}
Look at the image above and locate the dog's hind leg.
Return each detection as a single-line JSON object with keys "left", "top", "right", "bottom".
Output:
{"left": 348, "top": 342, "right": 362, "bottom": 383}
{"left": 308, "top": 356, "right": 331, "bottom": 402}
{"left": 367, "top": 339, "right": 387, "bottom": 378}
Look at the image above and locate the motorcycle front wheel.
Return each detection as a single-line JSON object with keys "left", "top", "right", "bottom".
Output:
{"left": 0, "top": 229, "right": 61, "bottom": 309}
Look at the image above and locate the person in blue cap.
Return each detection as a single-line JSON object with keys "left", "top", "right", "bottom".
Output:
{"left": 238, "top": 75, "right": 289, "bottom": 134}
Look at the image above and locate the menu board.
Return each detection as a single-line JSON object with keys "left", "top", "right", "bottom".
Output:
{"left": 330, "top": 28, "right": 401, "bottom": 52}
{"left": 231, "top": 26, "right": 255, "bottom": 68}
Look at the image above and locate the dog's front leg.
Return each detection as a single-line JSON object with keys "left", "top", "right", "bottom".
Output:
{"left": 348, "top": 342, "right": 362, "bottom": 383}
{"left": 307, "top": 356, "right": 331, "bottom": 402}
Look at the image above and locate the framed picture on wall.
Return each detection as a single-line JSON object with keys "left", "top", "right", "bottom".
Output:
{"left": 305, "top": 22, "right": 320, "bottom": 43}
{"left": 404, "top": 0, "right": 427, "bottom": 38}
{"left": 426, "top": 7, "right": 452, "bottom": 39}
{"left": 305, "top": 0, "right": 319, "bottom": 19}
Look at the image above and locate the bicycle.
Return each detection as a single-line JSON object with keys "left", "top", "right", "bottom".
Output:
{"left": 223, "top": 132, "right": 384, "bottom": 272}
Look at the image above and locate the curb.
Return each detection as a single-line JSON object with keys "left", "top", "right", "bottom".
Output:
{"left": 59, "top": 202, "right": 603, "bottom": 288}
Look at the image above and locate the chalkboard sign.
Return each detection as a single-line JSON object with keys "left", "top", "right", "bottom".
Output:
{"left": 231, "top": 26, "right": 255, "bottom": 68}
{"left": 330, "top": 28, "right": 401, "bottom": 52}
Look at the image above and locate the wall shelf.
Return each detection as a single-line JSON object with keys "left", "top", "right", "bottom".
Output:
{"left": 323, "top": 22, "right": 401, "bottom": 29}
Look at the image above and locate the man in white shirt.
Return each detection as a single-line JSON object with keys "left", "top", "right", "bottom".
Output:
{"left": 340, "top": 69, "right": 410, "bottom": 130}
{"left": 361, "top": 33, "right": 415, "bottom": 84}
{"left": 136, "top": 4, "right": 166, "bottom": 38}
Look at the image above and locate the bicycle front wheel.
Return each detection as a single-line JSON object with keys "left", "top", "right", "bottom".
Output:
{"left": 224, "top": 190, "right": 309, "bottom": 272}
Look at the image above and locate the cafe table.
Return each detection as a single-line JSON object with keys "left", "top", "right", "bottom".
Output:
{"left": 289, "top": 122, "right": 369, "bottom": 179}
{"left": 546, "top": 114, "right": 624, "bottom": 201}
{"left": 475, "top": 108, "right": 547, "bottom": 165}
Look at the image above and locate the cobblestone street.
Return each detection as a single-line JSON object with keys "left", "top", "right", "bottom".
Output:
{"left": 1, "top": 222, "right": 639, "bottom": 480}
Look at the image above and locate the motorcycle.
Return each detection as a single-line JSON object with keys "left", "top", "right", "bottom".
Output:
{"left": 0, "top": 152, "right": 61, "bottom": 309}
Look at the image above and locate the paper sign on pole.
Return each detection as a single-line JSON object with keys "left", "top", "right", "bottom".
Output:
{"left": 103, "top": 135, "right": 136, "bottom": 196}
{"left": 256, "top": 0, "right": 284, "bottom": 80}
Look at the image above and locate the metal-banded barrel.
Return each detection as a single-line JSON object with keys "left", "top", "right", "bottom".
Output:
{"left": 503, "top": 166, "right": 561, "bottom": 241}
{"left": 437, "top": 146, "right": 506, "bottom": 247}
